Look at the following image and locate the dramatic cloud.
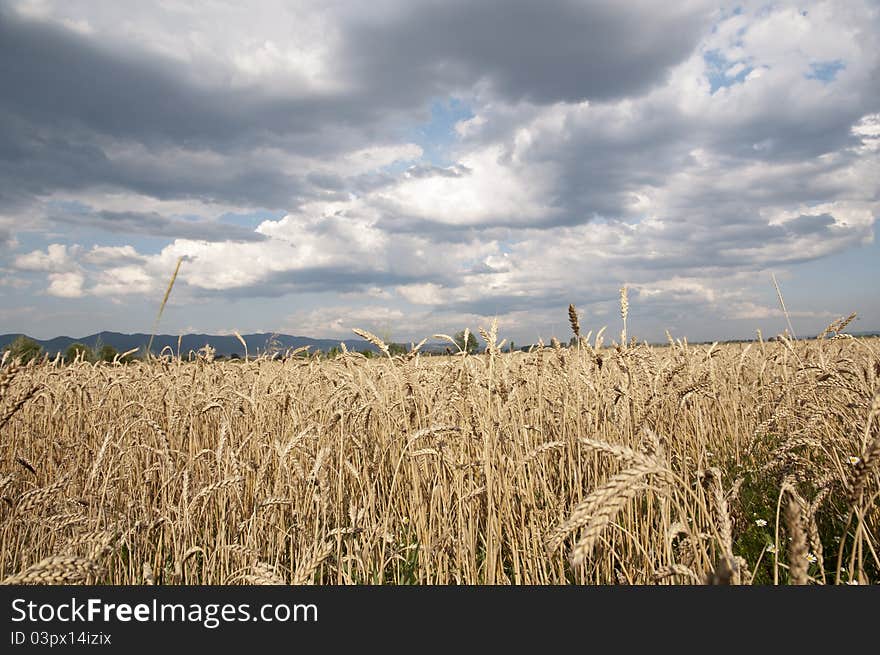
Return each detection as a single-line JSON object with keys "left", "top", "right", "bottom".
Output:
{"left": 0, "top": 0, "right": 878, "bottom": 342}
{"left": 337, "top": 0, "right": 714, "bottom": 104}
{"left": 53, "top": 210, "right": 269, "bottom": 243}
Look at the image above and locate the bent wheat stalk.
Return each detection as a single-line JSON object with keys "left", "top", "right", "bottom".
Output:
{"left": 548, "top": 436, "right": 676, "bottom": 567}
{"left": 1, "top": 556, "right": 99, "bottom": 585}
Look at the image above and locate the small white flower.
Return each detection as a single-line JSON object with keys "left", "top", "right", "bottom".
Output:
{"left": 846, "top": 580, "right": 860, "bottom": 585}
{"left": 706, "top": 451, "right": 714, "bottom": 458}
{"left": 849, "top": 456, "right": 861, "bottom": 465}
{"left": 755, "top": 519, "right": 768, "bottom": 527}
{"left": 767, "top": 543, "right": 777, "bottom": 554}
{"left": 806, "top": 553, "right": 817, "bottom": 563}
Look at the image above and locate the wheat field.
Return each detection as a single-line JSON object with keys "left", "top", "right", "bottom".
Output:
{"left": 1, "top": 312, "right": 878, "bottom": 585}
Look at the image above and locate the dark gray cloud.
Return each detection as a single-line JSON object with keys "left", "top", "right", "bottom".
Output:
{"left": 435, "top": 291, "right": 572, "bottom": 317}
{"left": 705, "top": 102, "right": 878, "bottom": 164}
{"left": 50, "top": 210, "right": 267, "bottom": 242}
{"left": 0, "top": 93, "right": 316, "bottom": 213}
{"left": 537, "top": 118, "right": 694, "bottom": 224}
{"left": 339, "top": 0, "right": 712, "bottom": 105}
{"left": 194, "top": 267, "right": 447, "bottom": 299}
{"left": 0, "top": 6, "right": 413, "bottom": 215}
{"left": 0, "top": 7, "right": 397, "bottom": 152}
{"left": 0, "top": 1, "right": 712, "bottom": 226}
{"left": 782, "top": 213, "right": 836, "bottom": 235}
{"left": 306, "top": 172, "right": 347, "bottom": 191}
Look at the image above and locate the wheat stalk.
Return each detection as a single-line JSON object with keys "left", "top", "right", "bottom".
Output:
{"left": 785, "top": 499, "right": 809, "bottom": 585}
{"left": 847, "top": 393, "right": 880, "bottom": 505}
{"left": 147, "top": 256, "right": 183, "bottom": 356}
{"left": 246, "top": 561, "right": 286, "bottom": 585}
{"left": 568, "top": 303, "right": 581, "bottom": 340}
{"left": 547, "top": 460, "right": 672, "bottom": 563}
{"left": 1, "top": 556, "right": 100, "bottom": 585}
{"left": 352, "top": 328, "right": 391, "bottom": 358}
{"left": 771, "top": 272, "right": 796, "bottom": 339}
{"left": 292, "top": 540, "right": 334, "bottom": 585}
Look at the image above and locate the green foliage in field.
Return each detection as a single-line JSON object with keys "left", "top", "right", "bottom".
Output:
{"left": 454, "top": 330, "right": 479, "bottom": 354}
{"left": 65, "top": 343, "right": 93, "bottom": 363}
{"left": 4, "top": 336, "right": 42, "bottom": 364}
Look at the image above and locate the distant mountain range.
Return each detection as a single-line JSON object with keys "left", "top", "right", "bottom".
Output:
{"left": 2, "top": 329, "right": 877, "bottom": 359}
{"left": 0, "top": 331, "right": 389, "bottom": 357}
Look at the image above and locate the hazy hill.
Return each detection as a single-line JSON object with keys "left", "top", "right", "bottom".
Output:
{"left": 0, "top": 331, "right": 385, "bottom": 357}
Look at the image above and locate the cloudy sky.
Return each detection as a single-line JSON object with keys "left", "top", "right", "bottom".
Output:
{"left": 1, "top": 0, "right": 878, "bottom": 344}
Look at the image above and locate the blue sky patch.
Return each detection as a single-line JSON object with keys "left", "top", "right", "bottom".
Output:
{"left": 407, "top": 97, "right": 474, "bottom": 166}
{"left": 806, "top": 60, "right": 845, "bottom": 83}
{"left": 217, "top": 210, "right": 283, "bottom": 229}
{"left": 703, "top": 49, "right": 753, "bottom": 93}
